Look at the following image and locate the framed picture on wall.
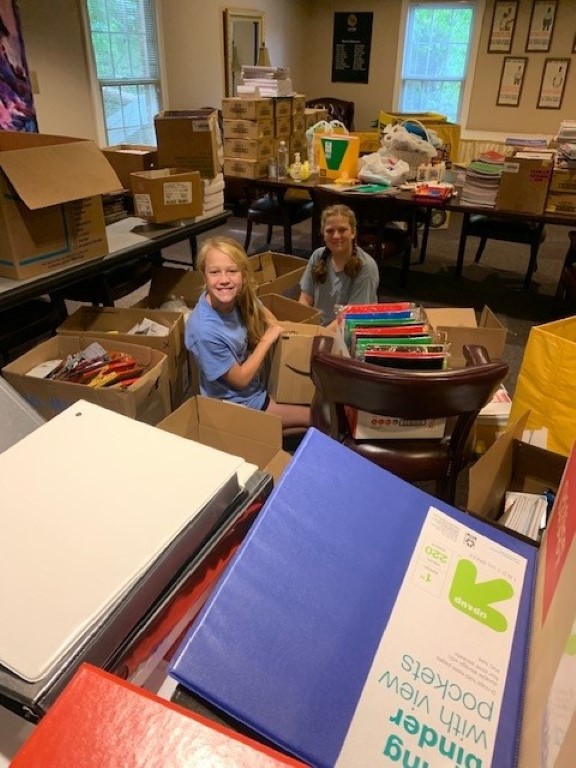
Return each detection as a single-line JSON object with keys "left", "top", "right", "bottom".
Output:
{"left": 497, "top": 57, "right": 527, "bottom": 107}
{"left": 488, "top": 1, "right": 518, "bottom": 53}
{"left": 537, "top": 58, "right": 570, "bottom": 109}
{"left": 526, "top": 0, "right": 557, "bottom": 52}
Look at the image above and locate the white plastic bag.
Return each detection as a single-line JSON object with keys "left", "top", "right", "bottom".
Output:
{"left": 357, "top": 150, "right": 411, "bottom": 186}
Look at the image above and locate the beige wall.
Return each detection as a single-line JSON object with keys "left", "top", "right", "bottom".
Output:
{"left": 17, "top": 0, "right": 576, "bottom": 143}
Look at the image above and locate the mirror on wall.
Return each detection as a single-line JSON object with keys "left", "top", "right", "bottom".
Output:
{"left": 223, "top": 8, "right": 265, "bottom": 97}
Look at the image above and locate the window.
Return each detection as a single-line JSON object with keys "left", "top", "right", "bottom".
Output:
{"left": 84, "top": 0, "right": 161, "bottom": 145}
{"left": 399, "top": 1, "right": 476, "bottom": 123}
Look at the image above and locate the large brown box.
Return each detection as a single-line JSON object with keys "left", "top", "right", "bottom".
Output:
{"left": 1, "top": 336, "right": 171, "bottom": 424}
{"left": 130, "top": 168, "right": 203, "bottom": 224}
{"left": 223, "top": 119, "right": 274, "bottom": 141}
{"left": 0, "top": 131, "right": 121, "bottom": 280}
{"left": 495, "top": 156, "right": 553, "bottom": 215}
{"left": 56, "top": 305, "right": 188, "bottom": 407}
{"left": 154, "top": 109, "right": 222, "bottom": 179}
{"left": 223, "top": 157, "right": 268, "bottom": 180}
{"left": 247, "top": 251, "right": 307, "bottom": 297}
{"left": 221, "top": 97, "right": 273, "bottom": 121}
{"left": 101, "top": 144, "right": 157, "bottom": 190}
{"left": 223, "top": 137, "right": 274, "bottom": 161}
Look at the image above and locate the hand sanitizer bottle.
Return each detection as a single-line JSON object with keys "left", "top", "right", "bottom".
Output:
{"left": 291, "top": 152, "right": 303, "bottom": 182}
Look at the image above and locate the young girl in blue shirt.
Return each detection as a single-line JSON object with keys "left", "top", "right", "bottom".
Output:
{"left": 185, "top": 236, "right": 310, "bottom": 431}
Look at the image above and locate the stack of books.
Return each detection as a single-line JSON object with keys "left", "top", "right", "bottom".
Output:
{"left": 339, "top": 303, "right": 450, "bottom": 371}
{"left": 239, "top": 65, "right": 293, "bottom": 97}
{"left": 460, "top": 153, "right": 505, "bottom": 207}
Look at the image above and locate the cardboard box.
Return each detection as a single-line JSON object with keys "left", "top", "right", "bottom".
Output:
{"left": 130, "top": 168, "right": 203, "bottom": 224}
{"left": 291, "top": 94, "right": 306, "bottom": 115}
{"left": 548, "top": 168, "right": 576, "bottom": 194}
{"left": 222, "top": 119, "right": 274, "bottom": 141}
{"left": 260, "top": 293, "right": 321, "bottom": 324}
{"left": 348, "top": 411, "right": 446, "bottom": 440}
{"left": 1, "top": 336, "right": 171, "bottom": 424}
{"left": 132, "top": 264, "right": 205, "bottom": 309}
{"left": 223, "top": 137, "right": 274, "bottom": 161}
{"left": 223, "top": 157, "right": 268, "bottom": 179}
{"left": 154, "top": 109, "right": 222, "bottom": 179}
{"left": 0, "top": 131, "right": 121, "bottom": 280}
{"left": 100, "top": 144, "right": 157, "bottom": 190}
{"left": 545, "top": 191, "right": 576, "bottom": 215}
{"left": 318, "top": 134, "right": 360, "bottom": 180}
{"left": 157, "top": 395, "right": 290, "bottom": 483}
{"left": 273, "top": 116, "right": 292, "bottom": 139}
{"left": 56, "top": 305, "right": 187, "bottom": 407}
{"left": 221, "top": 97, "right": 273, "bottom": 121}
{"left": 468, "top": 413, "right": 566, "bottom": 524}
{"left": 425, "top": 306, "right": 507, "bottom": 368}
{"left": 247, "top": 251, "right": 307, "bottom": 297}
{"left": 495, "top": 156, "right": 553, "bottom": 215}
{"left": 267, "top": 322, "right": 335, "bottom": 405}
{"left": 272, "top": 97, "right": 292, "bottom": 119}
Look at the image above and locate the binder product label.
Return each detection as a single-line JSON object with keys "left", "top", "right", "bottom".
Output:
{"left": 335, "top": 507, "right": 528, "bottom": 767}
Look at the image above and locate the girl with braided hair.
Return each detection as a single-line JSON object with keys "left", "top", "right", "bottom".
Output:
{"left": 299, "top": 205, "right": 379, "bottom": 331}
{"left": 185, "top": 236, "right": 310, "bottom": 430}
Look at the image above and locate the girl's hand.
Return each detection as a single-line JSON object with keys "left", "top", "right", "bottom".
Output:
{"left": 262, "top": 324, "right": 282, "bottom": 345}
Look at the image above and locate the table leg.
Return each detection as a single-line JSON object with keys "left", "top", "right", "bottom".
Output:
{"left": 419, "top": 207, "right": 432, "bottom": 263}
{"left": 456, "top": 212, "right": 470, "bottom": 277}
{"left": 309, "top": 190, "right": 322, "bottom": 250}
{"left": 523, "top": 222, "right": 545, "bottom": 289}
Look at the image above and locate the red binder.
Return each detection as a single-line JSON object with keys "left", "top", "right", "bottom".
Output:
{"left": 11, "top": 664, "right": 307, "bottom": 767}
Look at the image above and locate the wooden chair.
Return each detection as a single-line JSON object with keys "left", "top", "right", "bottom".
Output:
{"left": 244, "top": 193, "right": 314, "bottom": 254}
{"left": 310, "top": 339, "right": 508, "bottom": 504}
{"left": 456, "top": 213, "right": 546, "bottom": 289}
{"left": 305, "top": 98, "right": 355, "bottom": 131}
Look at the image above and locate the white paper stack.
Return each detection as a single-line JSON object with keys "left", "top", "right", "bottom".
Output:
{"left": 0, "top": 400, "right": 247, "bottom": 683}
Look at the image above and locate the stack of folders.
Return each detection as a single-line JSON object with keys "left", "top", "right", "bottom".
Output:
{"left": 339, "top": 302, "right": 450, "bottom": 370}
{"left": 460, "top": 153, "right": 505, "bottom": 207}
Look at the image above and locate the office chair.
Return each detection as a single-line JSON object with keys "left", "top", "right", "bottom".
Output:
{"left": 310, "top": 339, "right": 508, "bottom": 504}
{"left": 305, "top": 98, "right": 355, "bottom": 131}
{"left": 456, "top": 213, "right": 546, "bottom": 289}
{"left": 244, "top": 192, "right": 314, "bottom": 254}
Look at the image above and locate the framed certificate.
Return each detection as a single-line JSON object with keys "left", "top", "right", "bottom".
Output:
{"left": 488, "top": 1, "right": 518, "bottom": 53}
{"left": 526, "top": 0, "right": 557, "bottom": 52}
{"left": 537, "top": 58, "right": 570, "bottom": 109}
{"left": 497, "top": 57, "right": 527, "bottom": 107}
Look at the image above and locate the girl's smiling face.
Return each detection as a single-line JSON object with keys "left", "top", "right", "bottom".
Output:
{"left": 203, "top": 247, "right": 244, "bottom": 313}
{"left": 323, "top": 214, "right": 355, "bottom": 258}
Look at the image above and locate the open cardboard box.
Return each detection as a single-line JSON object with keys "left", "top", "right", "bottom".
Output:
{"left": 425, "top": 306, "right": 507, "bottom": 368}
{"left": 100, "top": 144, "right": 157, "bottom": 190}
{"left": 267, "top": 322, "right": 335, "bottom": 405}
{"left": 56, "top": 306, "right": 187, "bottom": 408}
{"left": 130, "top": 168, "right": 203, "bottom": 224}
{"left": 0, "top": 131, "right": 121, "bottom": 280}
{"left": 1, "top": 336, "right": 171, "bottom": 424}
{"left": 157, "top": 395, "right": 290, "bottom": 483}
{"left": 247, "top": 252, "right": 307, "bottom": 298}
{"left": 260, "top": 294, "right": 321, "bottom": 325}
{"left": 467, "top": 412, "right": 567, "bottom": 525}
{"left": 154, "top": 109, "right": 222, "bottom": 179}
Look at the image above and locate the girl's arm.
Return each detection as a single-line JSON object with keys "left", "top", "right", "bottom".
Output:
{"left": 223, "top": 324, "right": 282, "bottom": 390}
{"left": 299, "top": 291, "right": 314, "bottom": 307}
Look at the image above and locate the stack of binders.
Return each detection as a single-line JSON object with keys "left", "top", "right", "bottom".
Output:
{"left": 339, "top": 302, "right": 450, "bottom": 370}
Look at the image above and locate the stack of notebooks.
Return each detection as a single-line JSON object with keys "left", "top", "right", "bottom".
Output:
{"left": 460, "top": 152, "right": 505, "bottom": 207}
{"left": 339, "top": 302, "right": 450, "bottom": 371}
{"left": 239, "top": 65, "right": 293, "bottom": 97}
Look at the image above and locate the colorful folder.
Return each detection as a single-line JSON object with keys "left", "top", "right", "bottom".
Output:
{"left": 169, "top": 428, "right": 558, "bottom": 767}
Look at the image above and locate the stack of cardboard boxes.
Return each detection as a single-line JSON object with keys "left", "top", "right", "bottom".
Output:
{"left": 222, "top": 95, "right": 308, "bottom": 179}
{"left": 545, "top": 167, "right": 576, "bottom": 216}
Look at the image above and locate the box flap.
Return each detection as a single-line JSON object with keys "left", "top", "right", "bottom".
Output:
{"left": 467, "top": 412, "right": 530, "bottom": 519}
{"left": 0, "top": 140, "right": 122, "bottom": 209}
{"left": 425, "top": 307, "right": 478, "bottom": 329}
{"left": 146, "top": 265, "right": 205, "bottom": 307}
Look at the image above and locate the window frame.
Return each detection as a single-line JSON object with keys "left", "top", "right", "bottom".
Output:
{"left": 80, "top": 0, "right": 167, "bottom": 146}
{"left": 394, "top": 0, "right": 485, "bottom": 127}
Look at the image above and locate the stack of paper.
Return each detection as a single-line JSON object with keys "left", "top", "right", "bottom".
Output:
{"left": 239, "top": 65, "right": 293, "bottom": 97}
{"left": 460, "top": 158, "right": 504, "bottom": 206}
{"left": 198, "top": 173, "right": 225, "bottom": 219}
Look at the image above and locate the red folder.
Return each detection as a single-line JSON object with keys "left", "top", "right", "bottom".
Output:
{"left": 11, "top": 664, "right": 307, "bottom": 767}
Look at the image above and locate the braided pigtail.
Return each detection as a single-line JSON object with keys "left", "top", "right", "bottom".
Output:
{"left": 311, "top": 248, "right": 330, "bottom": 284}
{"left": 344, "top": 237, "right": 362, "bottom": 279}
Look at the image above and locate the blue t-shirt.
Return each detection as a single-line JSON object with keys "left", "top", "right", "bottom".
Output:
{"left": 185, "top": 292, "right": 267, "bottom": 410}
{"left": 299, "top": 246, "right": 379, "bottom": 324}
